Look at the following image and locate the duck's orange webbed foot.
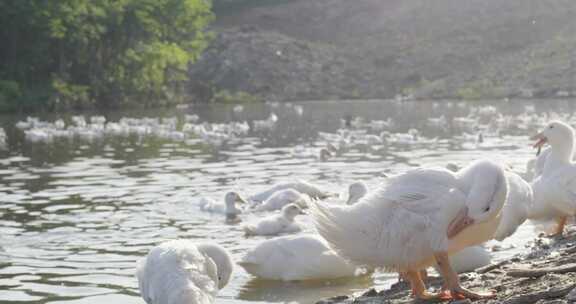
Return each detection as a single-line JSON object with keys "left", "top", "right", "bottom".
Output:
{"left": 404, "top": 270, "right": 441, "bottom": 300}
{"left": 546, "top": 216, "right": 567, "bottom": 238}
{"left": 439, "top": 288, "right": 495, "bottom": 300}
{"left": 434, "top": 251, "right": 497, "bottom": 300}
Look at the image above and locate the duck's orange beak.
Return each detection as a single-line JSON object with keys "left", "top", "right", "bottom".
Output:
{"left": 447, "top": 206, "right": 474, "bottom": 239}
{"left": 531, "top": 132, "right": 547, "bottom": 155}
{"left": 531, "top": 133, "right": 547, "bottom": 149}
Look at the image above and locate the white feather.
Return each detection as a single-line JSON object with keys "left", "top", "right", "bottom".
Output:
{"left": 493, "top": 171, "right": 534, "bottom": 241}
{"left": 311, "top": 160, "right": 507, "bottom": 272}
{"left": 530, "top": 121, "right": 576, "bottom": 227}
{"left": 243, "top": 204, "right": 304, "bottom": 236}
{"left": 198, "top": 192, "right": 245, "bottom": 216}
{"left": 445, "top": 246, "right": 491, "bottom": 273}
{"left": 239, "top": 235, "right": 363, "bottom": 281}
{"left": 136, "top": 240, "right": 232, "bottom": 304}
{"left": 254, "top": 189, "right": 310, "bottom": 211}
{"left": 249, "top": 180, "right": 328, "bottom": 202}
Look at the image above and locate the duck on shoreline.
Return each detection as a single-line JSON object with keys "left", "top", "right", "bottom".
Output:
{"left": 311, "top": 159, "right": 508, "bottom": 300}
{"left": 530, "top": 121, "right": 576, "bottom": 237}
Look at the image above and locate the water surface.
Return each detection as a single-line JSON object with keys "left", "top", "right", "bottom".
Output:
{"left": 0, "top": 99, "right": 574, "bottom": 304}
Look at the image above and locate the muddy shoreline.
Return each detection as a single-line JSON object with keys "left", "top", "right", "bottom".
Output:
{"left": 316, "top": 231, "right": 576, "bottom": 304}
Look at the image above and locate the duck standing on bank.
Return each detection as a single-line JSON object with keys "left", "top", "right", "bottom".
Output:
{"left": 493, "top": 170, "right": 534, "bottom": 241}
{"left": 422, "top": 169, "right": 532, "bottom": 277}
{"left": 311, "top": 159, "right": 508, "bottom": 300}
{"left": 530, "top": 121, "right": 576, "bottom": 237}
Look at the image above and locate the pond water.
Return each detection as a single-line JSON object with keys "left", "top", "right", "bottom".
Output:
{"left": 0, "top": 99, "right": 575, "bottom": 304}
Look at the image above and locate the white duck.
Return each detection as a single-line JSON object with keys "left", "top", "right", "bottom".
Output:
{"left": 137, "top": 240, "right": 233, "bottom": 304}
{"left": 254, "top": 189, "right": 310, "bottom": 212}
{"left": 423, "top": 170, "right": 529, "bottom": 280}
{"left": 530, "top": 120, "right": 576, "bottom": 236}
{"left": 345, "top": 182, "right": 368, "bottom": 205}
{"left": 249, "top": 180, "right": 329, "bottom": 202}
{"left": 525, "top": 144, "right": 575, "bottom": 182}
{"left": 524, "top": 147, "right": 551, "bottom": 182}
{"left": 243, "top": 204, "right": 304, "bottom": 236}
{"left": 239, "top": 234, "right": 364, "bottom": 281}
{"left": 311, "top": 159, "right": 508, "bottom": 300}
{"left": 493, "top": 170, "right": 534, "bottom": 241}
{"left": 199, "top": 192, "right": 247, "bottom": 217}
{"left": 409, "top": 247, "right": 491, "bottom": 285}
{"left": 443, "top": 246, "right": 492, "bottom": 274}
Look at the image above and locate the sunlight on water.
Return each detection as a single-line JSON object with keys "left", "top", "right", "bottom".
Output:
{"left": 0, "top": 99, "right": 575, "bottom": 304}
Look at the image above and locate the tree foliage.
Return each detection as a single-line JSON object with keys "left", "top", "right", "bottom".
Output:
{"left": 0, "top": 0, "right": 213, "bottom": 112}
{"left": 212, "top": 0, "right": 290, "bottom": 14}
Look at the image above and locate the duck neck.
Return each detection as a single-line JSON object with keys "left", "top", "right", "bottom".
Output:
{"left": 548, "top": 139, "right": 574, "bottom": 166}
{"left": 225, "top": 201, "right": 239, "bottom": 215}
{"left": 282, "top": 213, "right": 296, "bottom": 222}
{"left": 456, "top": 160, "right": 507, "bottom": 221}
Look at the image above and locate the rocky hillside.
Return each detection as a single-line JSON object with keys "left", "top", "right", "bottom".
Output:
{"left": 188, "top": 0, "right": 576, "bottom": 102}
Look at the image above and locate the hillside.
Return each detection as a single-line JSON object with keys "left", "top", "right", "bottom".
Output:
{"left": 188, "top": 0, "right": 576, "bottom": 102}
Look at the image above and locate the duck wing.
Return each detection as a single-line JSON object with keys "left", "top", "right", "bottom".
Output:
{"left": 493, "top": 171, "right": 533, "bottom": 241}
{"left": 311, "top": 168, "right": 466, "bottom": 270}
{"left": 549, "top": 165, "right": 576, "bottom": 214}
{"left": 137, "top": 240, "right": 217, "bottom": 304}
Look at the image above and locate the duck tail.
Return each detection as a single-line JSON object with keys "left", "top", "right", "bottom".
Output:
{"left": 309, "top": 200, "right": 373, "bottom": 266}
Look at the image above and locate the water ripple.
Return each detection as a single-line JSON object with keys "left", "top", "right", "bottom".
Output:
{"left": 0, "top": 99, "right": 573, "bottom": 303}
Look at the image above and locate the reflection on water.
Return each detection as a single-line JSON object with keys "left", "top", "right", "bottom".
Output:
{"left": 237, "top": 276, "right": 377, "bottom": 303}
{"left": 0, "top": 99, "right": 574, "bottom": 304}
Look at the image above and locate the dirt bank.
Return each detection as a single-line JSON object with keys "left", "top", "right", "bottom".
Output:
{"left": 316, "top": 230, "right": 576, "bottom": 304}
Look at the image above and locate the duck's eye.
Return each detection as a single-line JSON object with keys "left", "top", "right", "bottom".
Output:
{"left": 549, "top": 125, "right": 554, "bottom": 129}
{"left": 484, "top": 206, "right": 490, "bottom": 212}
{"left": 218, "top": 276, "right": 222, "bottom": 281}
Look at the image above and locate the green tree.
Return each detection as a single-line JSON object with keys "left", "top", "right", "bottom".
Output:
{"left": 0, "top": 0, "right": 213, "bottom": 112}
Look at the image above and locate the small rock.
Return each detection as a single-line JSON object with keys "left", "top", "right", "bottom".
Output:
{"left": 451, "top": 300, "right": 472, "bottom": 304}
{"left": 361, "top": 288, "right": 378, "bottom": 297}
{"left": 460, "top": 272, "right": 479, "bottom": 282}
{"left": 566, "top": 287, "right": 576, "bottom": 302}
{"left": 494, "top": 285, "right": 506, "bottom": 292}
{"left": 316, "top": 295, "right": 349, "bottom": 304}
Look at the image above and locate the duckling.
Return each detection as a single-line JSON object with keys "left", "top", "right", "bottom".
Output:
{"left": 243, "top": 204, "right": 305, "bottom": 236}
